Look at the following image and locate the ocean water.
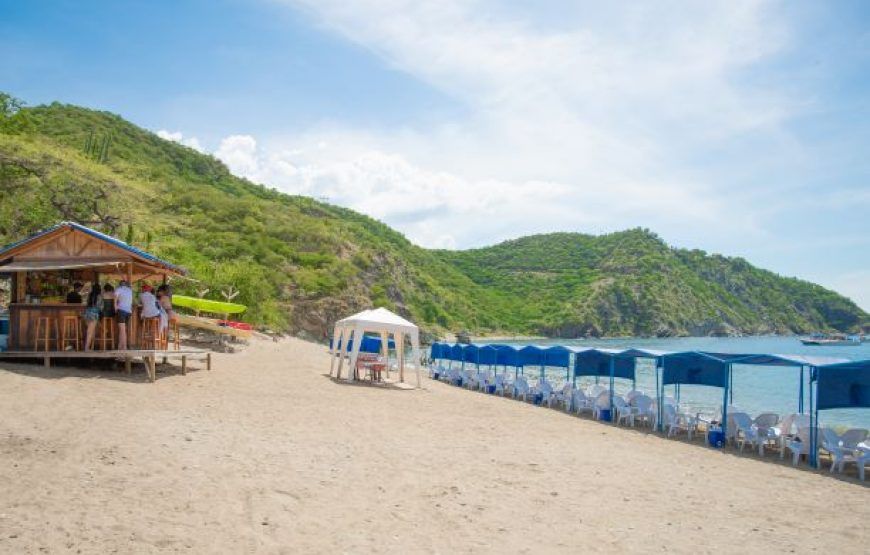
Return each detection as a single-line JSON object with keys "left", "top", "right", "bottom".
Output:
{"left": 499, "top": 336, "right": 870, "bottom": 430}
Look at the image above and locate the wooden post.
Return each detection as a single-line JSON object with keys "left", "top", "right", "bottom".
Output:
{"left": 149, "top": 355, "right": 156, "bottom": 382}
{"left": 44, "top": 356, "right": 50, "bottom": 369}
{"left": 206, "top": 352, "right": 212, "bottom": 371}
{"left": 127, "top": 261, "right": 136, "bottom": 348}
{"left": 181, "top": 355, "right": 187, "bottom": 375}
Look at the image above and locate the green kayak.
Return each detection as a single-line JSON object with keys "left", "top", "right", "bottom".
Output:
{"left": 172, "top": 295, "right": 247, "bottom": 315}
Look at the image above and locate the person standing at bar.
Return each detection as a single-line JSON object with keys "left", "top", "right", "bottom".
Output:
{"left": 115, "top": 280, "right": 133, "bottom": 350}
{"left": 82, "top": 282, "right": 102, "bottom": 351}
{"left": 66, "top": 282, "right": 83, "bottom": 304}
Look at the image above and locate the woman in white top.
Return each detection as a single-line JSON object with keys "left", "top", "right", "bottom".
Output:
{"left": 139, "top": 284, "right": 161, "bottom": 319}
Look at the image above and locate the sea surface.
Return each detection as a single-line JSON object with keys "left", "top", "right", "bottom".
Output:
{"left": 500, "top": 336, "right": 870, "bottom": 430}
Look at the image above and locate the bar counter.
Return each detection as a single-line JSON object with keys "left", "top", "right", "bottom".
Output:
{"left": 8, "top": 303, "right": 140, "bottom": 350}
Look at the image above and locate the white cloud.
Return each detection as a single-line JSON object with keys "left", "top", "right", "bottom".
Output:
{"left": 156, "top": 129, "right": 204, "bottom": 153}
{"left": 201, "top": 0, "right": 791, "bottom": 249}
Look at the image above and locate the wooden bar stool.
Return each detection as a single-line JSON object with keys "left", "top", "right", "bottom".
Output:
{"left": 95, "top": 317, "right": 115, "bottom": 351}
{"left": 166, "top": 319, "right": 180, "bottom": 350}
{"left": 33, "top": 317, "right": 59, "bottom": 352}
{"left": 60, "top": 315, "right": 82, "bottom": 351}
{"left": 139, "top": 317, "right": 161, "bottom": 350}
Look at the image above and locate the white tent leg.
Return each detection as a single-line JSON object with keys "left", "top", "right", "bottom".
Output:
{"left": 347, "top": 325, "right": 364, "bottom": 382}
{"left": 330, "top": 326, "right": 343, "bottom": 376}
{"left": 335, "top": 327, "right": 346, "bottom": 379}
{"left": 397, "top": 332, "right": 405, "bottom": 383}
{"left": 412, "top": 329, "right": 421, "bottom": 388}
{"left": 380, "top": 330, "right": 390, "bottom": 380}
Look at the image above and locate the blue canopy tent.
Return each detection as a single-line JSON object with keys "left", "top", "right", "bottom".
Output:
{"left": 429, "top": 342, "right": 445, "bottom": 362}
{"left": 734, "top": 354, "right": 847, "bottom": 414}
{"left": 448, "top": 344, "right": 465, "bottom": 369}
{"left": 658, "top": 351, "right": 755, "bottom": 440}
{"left": 809, "top": 359, "right": 870, "bottom": 467}
{"left": 492, "top": 344, "right": 521, "bottom": 378}
{"left": 573, "top": 348, "right": 638, "bottom": 417}
{"left": 462, "top": 343, "right": 481, "bottom": 372}
{"left": 518, "top": 345, "right": 545, "bottom": 378}
{"left": 478, "top": 345, "right": 498, "bottom": 367}
{"left": 542, "top": 346, "right": 572, "bottom": 383}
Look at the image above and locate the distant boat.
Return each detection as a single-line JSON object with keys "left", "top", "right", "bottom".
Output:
{"left": 800, "top": 333, "right": 862, "bottom": 346}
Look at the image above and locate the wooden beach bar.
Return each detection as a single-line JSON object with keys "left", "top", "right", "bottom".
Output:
{"left": 0, "top": 222, "right": 211, "bottom": 380}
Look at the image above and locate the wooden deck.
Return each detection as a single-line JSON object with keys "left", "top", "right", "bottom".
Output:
{"left": 0, "top": 348, "right": 212, "bottom": 382}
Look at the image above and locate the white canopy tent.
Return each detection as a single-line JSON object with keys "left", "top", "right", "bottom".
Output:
{"left": 329, "top": 307, "right": 422, "bottom": 387}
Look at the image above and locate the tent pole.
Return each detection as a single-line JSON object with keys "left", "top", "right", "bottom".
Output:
{"left": 608, "top": 358, "right": 615, "bottom": 417}
{"left": 346, "top": 325, "right": 364, "bottom": 382}
{"left": 809, "top": 368, "right": 816, "bottom": 468}
{"left": 729, "top": 369, "right": 734, "bottom": 405}
{"left": 798, "top": 365, "right": 804, "bottom": 413}
{"left": 657, "top": 359, "right": 663, "bottom": 432}
{"left": 721, "top": 364, "right": 731, "bottom": 445}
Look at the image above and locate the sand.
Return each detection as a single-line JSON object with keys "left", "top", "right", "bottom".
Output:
{"left": 0, "top": 337, "right": 867, "bottom": 554}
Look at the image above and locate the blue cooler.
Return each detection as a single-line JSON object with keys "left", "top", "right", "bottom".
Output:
{"left": 0, "top": 318, "right": 8, "bottom": 335}
{"left": 708, "top": 430, "right": 725, "bottom": 448}
{"left": 486, "top": 384, "right": 496, "bottom": 394}
{"left": 599, "top": 409, "right": 612, "bottom": 422}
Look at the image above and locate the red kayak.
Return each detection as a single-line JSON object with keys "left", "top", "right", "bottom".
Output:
{"left": 218, "top": 320, "right": 254, "bottom": 331}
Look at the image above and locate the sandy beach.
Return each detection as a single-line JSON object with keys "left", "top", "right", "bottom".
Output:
{"left": 0, "top": 337, "right": 867, "bottom": 553}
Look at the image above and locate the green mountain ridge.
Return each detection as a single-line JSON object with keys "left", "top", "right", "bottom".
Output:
{"left": 0, "top": 95, "right": 866, "bottom": 338}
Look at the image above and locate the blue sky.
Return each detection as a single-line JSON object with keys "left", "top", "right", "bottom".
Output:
{"left": 2, "top": 0, "right": 869, "bottom": 309}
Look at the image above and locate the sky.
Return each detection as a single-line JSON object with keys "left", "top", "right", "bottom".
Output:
{"left": 2, "top": 0, "right": 869, "bottom": 309}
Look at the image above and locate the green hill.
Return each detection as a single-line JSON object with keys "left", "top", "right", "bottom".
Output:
{"left": 1, "top": 94, "right": 866, "bottom": 338}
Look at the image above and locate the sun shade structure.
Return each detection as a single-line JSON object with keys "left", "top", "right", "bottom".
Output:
{"left": 329, "top": 307, "right": 421, "bottom": 387}
{"left": 807, "top": 359, "right": 870, "bottom": 466}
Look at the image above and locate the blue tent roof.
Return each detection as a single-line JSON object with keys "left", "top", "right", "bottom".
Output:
{"left": 478, "top": 345, "right": 498, "bottom": 365}
{"left": 492, "top": 344, "right": 520, "bottom": 366}
{"left": 430, "top": 343, "right": 447, "bottom": 359}
{"left": 448, "top": 344, "right": 465, "bottom": 362}
{"left": 0, "top": 221, "right": 185, "bottom": 274}
{"left": 574, "top": 349, "right": 636, "bottom": 380}
{"left": 462, "top": 344, "right": 481, "bottom": 363}
{"left": 659, "top": 351, "right": 750, "bottom": 388}
{"left": 814, "top": 359, "right": 870, "bottom": 410}
{"left": 518, "top": 345, "right": 544, "bottom": 367}
{"left": 542, "top": 345, "right": 571, "bottom": 368}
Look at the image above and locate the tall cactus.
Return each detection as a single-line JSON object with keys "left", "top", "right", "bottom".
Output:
{"left": 84, "top": 129, "right": 94, "bottom": 155}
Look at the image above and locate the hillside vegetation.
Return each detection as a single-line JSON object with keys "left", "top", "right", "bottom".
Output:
{"left": 0, "top": 94, "right": 866, "bottom": 338}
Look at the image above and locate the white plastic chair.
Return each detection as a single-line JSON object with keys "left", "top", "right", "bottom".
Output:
{"left": 613, "top": 396, "right": 632, "bottom": 426}
{"left": 592, "top": 391, "right": 611, "bottom": 420}
{"left": 729, "top": 413, "right": 760, "bottom": 453}
{"left": 571, "top": 389, "right": 593, "bottom": 415}
{"left": 625, "top": 390, "right": 642, "bottom": 404}
{"left": 824, "top": 428, "right": 870, "bottom": 475}
{"left": 855, "top": 445, "right": 870, "bottom": 481}
{"left": 532, "top": 379, "right": 554, "bottom": 406}
{"left": 493, "top": 373, "right": 507, "bottom": 396}
{"left": 587, "top": 384, "right": 606, "bottom": 399}
{"left": 631, "top": 395, "right": 655, "bottom": 428}
{"left": 752, "top": 412, "right": 780, "bottom": 456}
{"left": 787, "top": 427, "right": 812, "bottom": 466}
{"left": 552, "top": 383, "right": 574, "bottom": 411}
{"left": 512, "top": 376, "right": 530, "bottom": 401}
